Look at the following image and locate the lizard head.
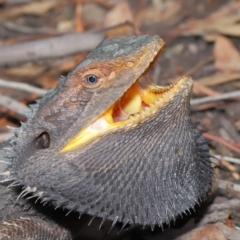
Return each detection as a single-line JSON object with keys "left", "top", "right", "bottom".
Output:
{"left": 2, "top": 35, "right": 212, "bottom": 229}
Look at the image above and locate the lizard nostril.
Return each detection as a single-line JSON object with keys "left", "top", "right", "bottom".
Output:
{"left": 35, "top": 132, "right": 50, "bottom": 150}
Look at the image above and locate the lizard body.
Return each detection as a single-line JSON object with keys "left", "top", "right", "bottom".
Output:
{"left": 0, "top": 35, "right": 212, "bottom": 239}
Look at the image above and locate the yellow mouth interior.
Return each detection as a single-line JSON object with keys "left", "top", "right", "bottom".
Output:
{"left": 61, "top": 76, "right": 173, "bottom": 152}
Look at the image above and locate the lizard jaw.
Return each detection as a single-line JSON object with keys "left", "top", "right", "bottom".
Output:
{"left": 61, "top": 76, "right": 193, "bottom": 152}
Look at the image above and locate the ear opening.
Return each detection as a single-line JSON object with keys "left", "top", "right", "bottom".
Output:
{"left": 35, "top": 132, "right": 50, "bottom": 150}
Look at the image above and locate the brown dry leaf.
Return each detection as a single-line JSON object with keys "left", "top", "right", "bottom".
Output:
{"left": 1, "top": 0, "right": 57, "bottom": 18}
{"left": 214, "top": 35, "right": 240, "bottom": 72}
{"left": 55, "top": 56, "right": 85, "bottom": 73}
{"left": 197, "top": 72, "right": 240, "bottom": 86}
{"left": 75, "top": 4, "right": 84, "bottom": 33}
{"left": 235, "top": 120, "right": 240, "bottom": 130}
{"left": 211, "top": 12, "right": 240, "bottom": 37}
{"left": 89, "top": 0, "right": 116, "bottom": 9}
{"left": 103, "top": 1, "right": 133, "bottom": 28}
{"left": 57, "top": 20, "right": 74, "bottom": 32}
{"left": 216, "top": 24, "right": 240, "bottom": 37}
{"left": 0, "top": 118, "right": 7, "bottom": 128}
{"left": 36, "top": 73, "right": 58, "bottom": 89}
{"left": 105, "top": 22, "right": 137, "bottom": 38}
{"left": 176, "top": 224, "right": 226, "bottom": 240}
{"left": 135, "top": 1, "right": 182, "bottom": 28}
{"left": 82, "top": 2, "right": 107, "bottom": 25}
{"left": 176, "top": 1, "right": 240, "bottom": 37}
{"left": 2, "top": 65, "right": 46, "bottom": 78}
{"left": 216, "top": 222, "right": 240, "bottom": 239}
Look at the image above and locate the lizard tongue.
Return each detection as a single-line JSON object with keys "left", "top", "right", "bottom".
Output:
{"left": 112, "top": 74, "right": 170, "bottom": 122}
{"left": 88, "top": 72, "right": 172, "bottom": 131}
{"left": 112, "top": 82, "right": 142, "bottom": 122}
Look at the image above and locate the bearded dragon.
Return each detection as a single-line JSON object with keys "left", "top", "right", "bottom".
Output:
{"left": 0, "top": 35, "right": 212, "bottom": 239}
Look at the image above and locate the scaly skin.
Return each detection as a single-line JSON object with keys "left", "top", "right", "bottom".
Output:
{"left": 0, "top": 35, "right": 212, "bottom": 239}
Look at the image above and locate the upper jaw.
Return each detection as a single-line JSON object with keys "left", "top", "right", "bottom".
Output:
{"left": 58, "top": 36, "right": 165, "bottom": 149}
{"left": 61, "top": 76, "right": 193, "bottom": 153}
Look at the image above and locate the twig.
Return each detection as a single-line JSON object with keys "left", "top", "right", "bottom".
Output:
{"left": 0, "top": 22, "right": 135, "bottom": 67}
{"left": 197, "top": 210, "right": 230, "bottom": 226}
{"left": 207, "top": 199, "right": 240, "bottom": 213}
{"left": 0, "top": 95, "right": 29, "bottom": 115}
{"left": 3, "top": 21, "right": 58, "bottom": 34}
{"left": 197, "top": 72, "right": 240, "bottom": 86}
{"left": 193, "top": 82, "right": 219, "bottom": 96}
{"left": 185, "top": 56, "right": 214, "bottom": 76}
{"left": 191, "top": 90, "right": 240, "bottom": 105}
{"left": 203, "top": 132, "right": 240, "bottom": 154}
{"left": 214, "top": 155, "right": 240, "bottom": 165}
{"left": 0, "top": 79, "right": 47, "bottom": 95}
{"left": 218, "top": 180, "right": 240, "bottom": 192}
{"left": 2, "top": 0, "right": 33, "bottom": 4}
{"left": 0, "top": 31, "right": 104, "bottom": 67}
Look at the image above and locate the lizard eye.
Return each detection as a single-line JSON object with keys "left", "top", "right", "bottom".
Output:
{"left": 86, "top": 75, "right": 98, "bottom": 84}
{"left": 82, "top": 74, "right": 101, "bottom": 89}
{"left": 35, "top": 132, "right": 50, "bottom": 150}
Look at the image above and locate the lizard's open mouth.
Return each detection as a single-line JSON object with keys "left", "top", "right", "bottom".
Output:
{"left": 61, "top": 74, "right": 189, "bottom": 152}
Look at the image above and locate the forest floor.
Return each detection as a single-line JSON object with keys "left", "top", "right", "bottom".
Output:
{"left": 0, "top": 0, "right": 240, "bottom": 239}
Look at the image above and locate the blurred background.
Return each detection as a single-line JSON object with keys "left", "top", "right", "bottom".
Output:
{"left": 0, "top": 0, "right": 240, "bottom": 239}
